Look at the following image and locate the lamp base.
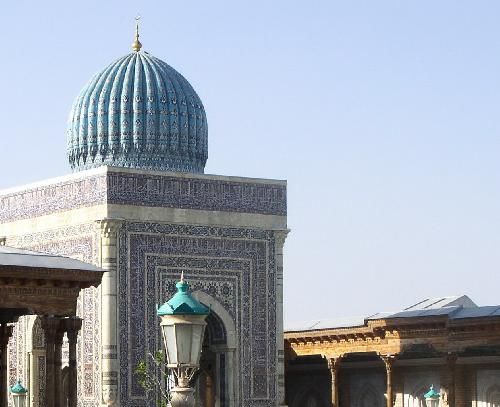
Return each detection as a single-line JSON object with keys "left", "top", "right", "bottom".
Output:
{"left": 170, "top": 386, "right": 195, "bottom": 407}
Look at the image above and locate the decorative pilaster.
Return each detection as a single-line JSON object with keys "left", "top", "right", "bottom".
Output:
{"left": 64, "top": 317, "right": 82, "bottom": 407}
{"left": 41, "top": 316, "right": 60, "bottom": 407}
{"left": 0, "top": 324, "right": 13, "bottom": 407}
{"left": 275, "top": 229, "right": 290, "bottom": 406}
{"left": 97, "top": 219, "right": 122, "bottom": 406}
{"left": 381, "top": 354, "right": 395, "bottom": 407}
{"left": 327, "top": 356, "right": 341, "bottom": 407}
{"left": 224, "top": 349, "right": 236, "bottom": 406}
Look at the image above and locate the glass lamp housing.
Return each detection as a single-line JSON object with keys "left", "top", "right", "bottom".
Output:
{"left": 160, "top": 314, "right": 207, "bottom": 368}
{"left": 425, "top": 398, "right": 439, "bottom": 407}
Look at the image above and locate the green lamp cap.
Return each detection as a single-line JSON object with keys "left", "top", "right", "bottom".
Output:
{"left": 157, "top": 272, "right": 210, "bottom": 316}
{"left": 10, "top": 379, "right": 27, "bottom": 394}
{"left": 424, "top": 385, "right": 440, "bottom": 399}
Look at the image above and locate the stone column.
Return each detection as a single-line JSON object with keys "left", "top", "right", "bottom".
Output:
{"left": 0, "top": 324, "right": 13, "bottom": 407}
{"left": 41, "top": 316, "right": 60, "bottom": 407}
{"left": 327, "top": 356, "right": 341, "bottom": 407}
{"left": 275, "top": 229, "right": 290, "bottom": 406}
{"left": 64, "top": 317, "right": 82, "bottom": 407}
{"left": 445, "top": 353, "right": 457, "bottom": 407}
{"left": 381, "top": 354, "right": 395, "bottom": 407}
{"left": 54, "top": 323, "right": 65, "bottom": 407}
{"left": 225, "top": 349, "right": 236, "bottom": 406}
{"left": 98, "top": 219, "right": 122, "bottom": 406}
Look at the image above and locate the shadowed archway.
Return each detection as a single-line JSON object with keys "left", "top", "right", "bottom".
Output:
{"left": 191, "top": 291, "right": 237, "bottom": 407}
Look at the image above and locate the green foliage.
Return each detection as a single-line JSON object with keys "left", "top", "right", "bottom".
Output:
{"left": 134, "top": 351, "right": 171, "bottom": 407}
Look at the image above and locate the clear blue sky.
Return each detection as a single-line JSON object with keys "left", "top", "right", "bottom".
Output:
{"left": 1, "top": 1, "right": 499, "bottom": 325}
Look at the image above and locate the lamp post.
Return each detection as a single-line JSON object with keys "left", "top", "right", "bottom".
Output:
{"left": 10, "top": 380, "right": 28, "bottom": 407}
{"left": 424, "top": 385, "right": 440, "bottom": 407}
{"left": 157, "top": 273, "right": 210, "bottom": 407}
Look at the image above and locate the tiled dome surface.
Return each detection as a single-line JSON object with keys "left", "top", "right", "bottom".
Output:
{"left": 67, "top": 52, "right": 208, "bottom": 173}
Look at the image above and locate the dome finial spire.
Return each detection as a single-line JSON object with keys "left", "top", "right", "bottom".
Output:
{"left": 132, "top": 15, "right": 142, "bottom": 52}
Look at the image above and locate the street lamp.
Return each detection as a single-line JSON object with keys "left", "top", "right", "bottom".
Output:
{"left": 157, "top": 273, "right": 210, "bottom": 407}
{"left": 424, "top": 385, "right": 440, "bottom": 407}
{"left": 10, "top": 380, "right": 28, "bottom": 407}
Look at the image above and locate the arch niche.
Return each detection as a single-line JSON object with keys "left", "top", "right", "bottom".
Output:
{"left": 290, "top": 385, "right": 329, "bottom": 407}
{"left": 192, "top": 291, "right": 237, "bottom": 407}
{"left": 25, "top": 315, "right": 46, "bottom": 407}
{"left": 354, "top": 383, "right": 385, "bottom": 407}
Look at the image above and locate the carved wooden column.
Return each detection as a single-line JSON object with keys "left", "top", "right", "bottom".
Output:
{"left": 63, "top": 317, "right": 82, "bottom": 407}
{"left": 41, "top": 316, "right": 60, "bottom": 407}
{"left": 98, "top": 219, "right": 122, "bottom": 406}
{"left": 381, "top": 354, "right": 395, "bottom": 407}
{"left": 327, "top": 356, "right": 341, "bottom": 407}
{"left": 446, "top": 353, "right": 457, "bottom": 407}
{"left": 275, "top": 229, "right": 289, "bottom": 406}
{"left": 0, "top": 324, "right": 13, "bottom": 407}
{"left": 54, "top": 322, "right": 65, "bottom": 407}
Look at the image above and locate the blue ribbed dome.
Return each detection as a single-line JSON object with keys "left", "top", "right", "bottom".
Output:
{"left": 67, "top": 51, "right": 208, "bottom": 173}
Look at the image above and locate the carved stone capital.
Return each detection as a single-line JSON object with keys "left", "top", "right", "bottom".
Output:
{"left": 41, "top": 316, "right": 61, "bottom": 341}
{"left": 0, "top": 324, "right": 13, "bottom": 346}
{"left": 380, "top": 353, "right": 396, "bottom": 372}
{"left": 63, "top": 317, "right": 82, "bottom": 342}
{"left": 97, "top": 218, "right": 123, "bottom": 239}
{"left": 274, "top": 229, "right": 290, "bottom": 247}
{"left": 327, "top": 356, "right": 342, "bottom": 372}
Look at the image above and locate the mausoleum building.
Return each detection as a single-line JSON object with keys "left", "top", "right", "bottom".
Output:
{"left": 0, "top": 27, "right": 288, "bottom": 407}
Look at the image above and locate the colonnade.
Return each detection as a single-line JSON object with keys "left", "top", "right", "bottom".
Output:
{"left": 0, "top": 317, "right": 81, "bottom": 407}
{"left": 327, "top": 352, "right": 458, "bottom": 407}
{"left": 40, "top": 316, "right": 82, "bottom": 407}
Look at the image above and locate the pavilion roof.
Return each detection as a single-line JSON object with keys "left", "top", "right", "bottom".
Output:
{"left": 0, "top": 246, "right": 102, "bottom": 273}
{"left": 284, "top": 295, "right": 500, "bottom": 334}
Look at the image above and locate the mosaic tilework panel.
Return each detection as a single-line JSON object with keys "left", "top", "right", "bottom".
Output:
{"left": 0, "top": 175, "right": 107, "bottom": 222}
{"left": 7, "top": 224, "right": 102, "bottom": 407}
{"left": 0, "top": 170, "right": 286, "bottom": 222}
{"left": 106, "top": 171, "right": 287, "bottom": 216}
{"left": 118, "top": 222, "right": 278, "bottom": 407}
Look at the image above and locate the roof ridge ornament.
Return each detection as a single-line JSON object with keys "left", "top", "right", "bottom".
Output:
{"left": 132, "top": 15, "right": 142, "bottom": 52}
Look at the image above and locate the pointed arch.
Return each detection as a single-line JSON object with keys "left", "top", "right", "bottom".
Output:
{"left": 354, "top": 382, "right": 384, "bottom": 407}
{"left": 191, "top": 290, "right": 238, "bottom": 406}
{"left": 192, "top": 290, "right": 237, "bottom": 349}
{"left": 404, "top": 372, "right": 440, "bottom": 407}
{"left": 290, "top": 383, "right": 329, "bottom": 407}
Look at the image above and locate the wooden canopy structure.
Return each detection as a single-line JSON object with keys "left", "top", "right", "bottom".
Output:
{"left": 0, "top": 245, "right": 105, "bottom": 407}
{"left": 285, "top": 296, "right": 500, "bottom": 407}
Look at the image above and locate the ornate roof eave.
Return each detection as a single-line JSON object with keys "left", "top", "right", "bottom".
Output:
{"left": 0, "top": 247, "right": 106, "bottom": 317}
{"left": 285, "top": 327, "right": 389, "bottom": 345}
{"left": 0, "top": 265, "right": 105, "bottom": 289}
{"left": 284, "top": 318, "right": 389, "bottom": 339}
